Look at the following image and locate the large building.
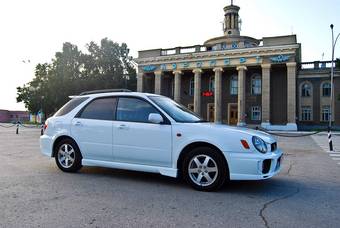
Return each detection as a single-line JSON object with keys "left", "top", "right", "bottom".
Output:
{"left": 135, "top": 2, "right": 340, "bottom": 131}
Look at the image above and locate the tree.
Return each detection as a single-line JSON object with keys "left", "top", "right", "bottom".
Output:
{"left": 17, "top": 38, "right": 136, "bottom": 116}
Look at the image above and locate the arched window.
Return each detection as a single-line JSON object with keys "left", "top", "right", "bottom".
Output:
{"left": 322, "top": 82, "right": 331, "bottom": 97}
{"left": 230, "top": 75, "right": 238, "bottom": 95}
{"left": 251, "top": 74, "right": 261, "bottom": 95}
{"left": 301, "top": 83, "right": 312, "bottom": 97}
{"left": 209, "top": 76, "right": 215, "bottom": 92}
{"left": 189, "top": 77, "right": 194, "bottom": 96}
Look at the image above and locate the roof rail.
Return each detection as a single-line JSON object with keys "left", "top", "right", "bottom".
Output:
{"left": 79, "top": 89, "right": 132, "bottom": 95}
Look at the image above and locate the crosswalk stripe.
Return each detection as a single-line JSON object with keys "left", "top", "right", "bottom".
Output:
{"left": 330, "top": 154, "right": 340, "bottom": 157}
{"left": 332, "top": 158, "right": 340, "bottom": 160}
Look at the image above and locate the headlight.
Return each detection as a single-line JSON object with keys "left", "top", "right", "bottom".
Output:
{"left": 252, "top": 136, "right": 268, "bottom": 154}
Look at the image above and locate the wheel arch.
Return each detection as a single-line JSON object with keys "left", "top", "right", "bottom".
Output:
{"left": 176, "top": 141, "right": 229, "bottom": 178}
{"left": 52, "top": 135, "right": 82, "bottom": 158}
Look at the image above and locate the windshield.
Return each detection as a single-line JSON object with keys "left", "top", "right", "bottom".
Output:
{"left": 149, "top": 96, "right": 205, "bottom": 123}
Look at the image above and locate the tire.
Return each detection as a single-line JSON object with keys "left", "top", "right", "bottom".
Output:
{"left": 182, "top": 147, "right": 228, "bottom": 191}
{"left": 54, "top": 138, "right": 82, "bottom": 173}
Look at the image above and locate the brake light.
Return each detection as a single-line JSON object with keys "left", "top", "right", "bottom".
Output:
{"left": 44, "top": 124, "right": 48, "bottom": 130}
{"left": 241, "top": 140, "right": 250, "bottom": 149}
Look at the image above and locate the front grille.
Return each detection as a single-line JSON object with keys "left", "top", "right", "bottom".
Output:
{"left": 271, "top": 142, "right": 277, "bottom": 152}
{"left": 262, "top": 159, "right": 271, "bottom": 174}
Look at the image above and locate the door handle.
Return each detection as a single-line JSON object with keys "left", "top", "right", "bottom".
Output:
{"left": 74, "top": 121, "right": 82, "bottom": 126}
{"left": 118, "top": 124, "right": 128, "bottom": 130}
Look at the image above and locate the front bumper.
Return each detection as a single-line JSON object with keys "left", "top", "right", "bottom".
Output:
{"left": 40, "top": 135, "right": 54, "bottom": 157}
{"left": 224, "top": 149, "right": 283, "bottom": 180}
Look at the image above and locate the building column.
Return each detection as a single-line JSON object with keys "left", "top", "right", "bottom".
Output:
{"left": 213, "top": 67, "right": 223, "bottom": 123}
{"left": 137, "top": 72, "right": 144, "bottom": 92}
{"left": 286, "top": 62, "right": 297, "bottom": 130}
{"left": 193, "top": 68, "right": 202, "bottom": 116}
{"left": 237, "top": 65, "right": 247, "bottom": 126}
{"left": 173, "top": 70, "right": 182, "bottom": 103}
{"left": 261, "top": 64, "right": 271, "bottom": 127}
{"left": 154, "top": 71, "right": 162, "bottom": 95}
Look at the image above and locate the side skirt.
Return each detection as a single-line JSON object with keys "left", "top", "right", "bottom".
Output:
{"left": 82, "top": 159, "right": 178, "bottom": 178}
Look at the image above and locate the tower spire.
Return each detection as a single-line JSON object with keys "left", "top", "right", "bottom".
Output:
{"left": 231, "top": 0, "right": 233, "bottom": 5}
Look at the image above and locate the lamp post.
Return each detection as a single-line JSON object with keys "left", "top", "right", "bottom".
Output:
{"left": 329, "top": 24, "right": 340, "bottom": 152}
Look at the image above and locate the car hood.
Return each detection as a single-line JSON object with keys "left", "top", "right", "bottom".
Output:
{"left": 184, "top": 123, "right": 275, "bottom": 143}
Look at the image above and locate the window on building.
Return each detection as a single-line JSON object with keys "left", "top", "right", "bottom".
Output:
{"left": 301, "top": 106, "right": 312, "bottom": 121}
{"left": 321, "top": 105, "right": 331, "bottom": 122}
{"left": 230, "top": 75, "right": 238, "bottom": 95}
{"left": 251, "top": 74, "right": 261, "bottom": 95}
{"left": 209, "top": 76, "right": 215, "bottom": 92}
{"left": 301, "top": 83, "right": 312, "bottom": 97}
{"left": 322, "top": 82, "right": 331, "bottom": 97}
{"left": 251, "top": 106, "right": 261, "bottom": 121}
{"left": 189, "top": 77, "right": 194, "bottom": 96}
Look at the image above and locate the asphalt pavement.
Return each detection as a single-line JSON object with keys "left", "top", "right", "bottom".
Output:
{"left": 0, "top": 127, "right": 339, "bottom": 228}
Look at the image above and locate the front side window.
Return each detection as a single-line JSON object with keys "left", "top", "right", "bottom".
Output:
{"left": 301, "top": 106, "right": 312, "bottom": 121}
{"left": 189, "top": 77, "right": 194, "bottom": 96}
{"left": 251, "top": 75, "right": 261, "bottom": 95}
{"left": 116, "top": 97, "right": 160, "bottom": 123}
{"left": 149, "top": 96, "right": 204, "bottom": 123}
{"left": 251, "top": 106, "right": 261, "bottom": 121}
{"left": 301, "top": 83, "right": 312, "bottom": 97}
{"left": 321, "top": 105, "right": 331, "bottom": 122}
{"left": 322, "top": 82, "right": 331, "bottom": 97}
{"left": 79, "top": 97, "right": 116, "bottom": 121}
{"left": 230, "top": 75, "right": 238, "bottom": 95}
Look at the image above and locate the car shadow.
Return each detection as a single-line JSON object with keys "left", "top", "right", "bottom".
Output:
{"left": 77, "top": 166, "right": 303, "bottom": 194}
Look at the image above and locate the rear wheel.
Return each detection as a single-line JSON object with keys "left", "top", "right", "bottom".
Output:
{"left": 55, "top": 139, "right": 82, "bottom": 172}
{"left": 182, "top": 147, "right": 228, "bottom": 191}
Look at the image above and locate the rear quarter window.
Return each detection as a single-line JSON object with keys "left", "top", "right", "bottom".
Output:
{"left": 54, "top": 97, "right": 89, "bottom": 117}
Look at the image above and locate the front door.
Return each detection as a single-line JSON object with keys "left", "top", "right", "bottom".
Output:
{"left": 112, "top": 97, "right": 172, "bottom": 167}
{"left": 228, "top": 104, "right": 238, "bottom": 125}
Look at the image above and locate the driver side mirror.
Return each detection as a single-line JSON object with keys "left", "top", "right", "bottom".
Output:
{"left": 148, "top": 113, "right": 163, "bottom": 124}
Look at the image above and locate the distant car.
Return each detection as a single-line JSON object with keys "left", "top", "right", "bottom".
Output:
{"left": 40, "top": 90, "right": 283, "bottom": 191}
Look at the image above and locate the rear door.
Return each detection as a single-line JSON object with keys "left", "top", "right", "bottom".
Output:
{"left": 112, "top": 97, "right": 172, "bottom": 167}
{"left": 71, "top": 97, "right": 117, "bottom": 161}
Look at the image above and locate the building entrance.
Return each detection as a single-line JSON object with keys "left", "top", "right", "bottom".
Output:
{"left": 207, "top": 103, "right": 215, "bottom": 122}
{"left": 228, "top": 103, "right": 238, "bottom": 125}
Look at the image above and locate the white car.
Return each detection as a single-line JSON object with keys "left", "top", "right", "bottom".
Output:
{"left": 40, "top": 90, "right": 283, "bottom": 191}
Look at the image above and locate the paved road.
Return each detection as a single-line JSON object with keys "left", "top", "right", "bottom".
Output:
{"left": 0, "top": 127, "right": 340, "bottom": 228}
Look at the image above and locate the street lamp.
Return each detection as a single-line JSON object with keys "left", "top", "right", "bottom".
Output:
{"left": 329, "top": 24, "right": 340, "bottom": 152}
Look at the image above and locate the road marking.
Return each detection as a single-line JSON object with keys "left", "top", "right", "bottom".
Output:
{"left": 329, "top": 154, "right": 340, "bottom": 157}
{"left": 332, "top": 158, "right": 340, "bottom": 160}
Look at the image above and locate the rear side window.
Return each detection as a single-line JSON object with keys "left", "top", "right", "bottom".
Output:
{"left": 54, "top": 97, "right": 89, "bottom": 117}
{"left": 116, "top": 97, "right": 160, "bottom": 123}
{"left": 78, "top": 97, "right": 117, "bottom": 121}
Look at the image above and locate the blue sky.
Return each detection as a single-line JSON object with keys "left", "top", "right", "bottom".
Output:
{"left": 0, "top": 0, "right": 339, "bottom": 110}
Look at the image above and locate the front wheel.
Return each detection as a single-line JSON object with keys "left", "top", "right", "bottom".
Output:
{"left": 55, "top": 139, "right": 82, "bottom": 173}
{"left": 182, "top": 147, "right": 228, "bottom": 191}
